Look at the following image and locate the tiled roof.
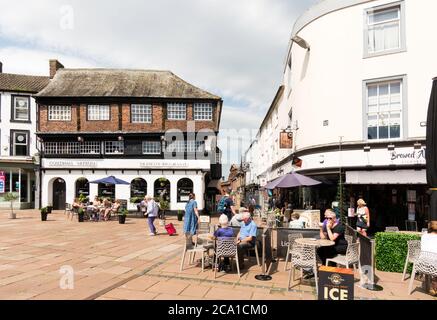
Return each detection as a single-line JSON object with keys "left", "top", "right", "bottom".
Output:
{"left": 0, "top": 73, "right": 50, "bottom": 93}
{"left": 37, "top": 69, "right": 221, "bottom": 99}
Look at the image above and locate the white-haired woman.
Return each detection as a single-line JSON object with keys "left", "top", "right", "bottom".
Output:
{"left": 211, "top": 214, "right": 234, "bottom": 272}
{"left": 356, "top": 199, "right": 370, "bottom": 237}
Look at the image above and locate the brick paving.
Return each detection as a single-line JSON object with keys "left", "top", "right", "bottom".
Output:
{"left": 0, "top": 209, "right": 435, "bottom": 300}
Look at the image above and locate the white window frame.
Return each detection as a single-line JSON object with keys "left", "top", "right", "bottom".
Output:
{"left": 131, "top": 104, "right": 152, "bottom": 123}
{"left": 104, "top": 141, "right": 124, "bottom": 155}
{"left": 12, "top": 96, "right": 30, "bottom": 121}
{"left": 167, "top": 103, "right": 186, "bottom": 120}
{"left": 363, "top": 75, "right": 407, "bottom": 141}
{"left": 194, "top": 103, "right": 213, "bottom": 121}
{"left": 48, "top": 105, "right": 72, "bottom": 121}
{"left": 87, "top": 105, "right": 110, "bottom": 121}
{"left": 364, "top": 1, "right": 406, "bottom": 58}
{"left": 142, "top": 141, "right": 161, "bottom": 155}
{"left": 12, "top": 131, "right": 29, "bottom": 156}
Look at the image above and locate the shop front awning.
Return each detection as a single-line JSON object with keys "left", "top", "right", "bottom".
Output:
{"left": 345, "top": 169, "right": 427, "bottom": 185}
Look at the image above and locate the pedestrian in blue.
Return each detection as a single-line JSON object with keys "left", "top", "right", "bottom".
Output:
{"left": 183, "top": 193, "right": 199, "bottom": 236}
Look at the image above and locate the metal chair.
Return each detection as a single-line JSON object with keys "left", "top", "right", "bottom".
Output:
{"left": 408, "top": 251, "right": 437, "bottom": 295}
{"left": 345, "top": 234, "right": 354, "bottom": 245}
{"left": 65, "top": 203, "right": 73, "bottom": 218}
{"left": 326, "top": 243, "right": 361, "bottom": 272}
{"left": 288, "top": 243, "right": 320, "bottom": 295}
{"left": 180, "top": 235, "right": 208, "bottom": 272}
{"left": 385, "top": 226, "right": 400, "bottom": 232}
{"left": 402, "top": 240, "right": 421, "bottom": 281}
{"left": 284, "top": 233, "right": 303, "bottom": 271}
{"left": 266, "top": 214, "right": 276, "bottom": 228}
{"left": 405, "top": 220, "right": 418, "bottom": 232}
{"left": 246, "top": 240, "right": 261, "bottom": 267}
{"left": 214, "top": 238, "right": 240, "bottom": 279}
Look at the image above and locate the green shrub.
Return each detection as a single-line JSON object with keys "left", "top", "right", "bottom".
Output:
{"left": 375, "top": 232, "right": 421, "bottom": 273}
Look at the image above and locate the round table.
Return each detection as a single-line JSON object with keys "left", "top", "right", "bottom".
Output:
{"left": 295, "top": 238, "right": 335, "bottom": 247}
{"left": 197, "top": 233, "right": 214, "bottom": 241}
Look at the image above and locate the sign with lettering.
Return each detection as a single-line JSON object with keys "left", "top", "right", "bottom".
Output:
{"left": 318, "top": 266, "right": 354, "bottom": 300}
{"left": 389, "top": 148, "right": 426, "bottom": 165}
{"left": 0, "top": 171, "right": 5, "bottom": 193}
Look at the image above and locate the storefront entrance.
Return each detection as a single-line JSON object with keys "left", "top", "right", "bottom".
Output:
{"left": 53, "top": 178, "right": 66, "bottom": 210}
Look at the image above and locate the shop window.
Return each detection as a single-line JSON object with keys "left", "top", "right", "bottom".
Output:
{"left": 75, "top": 178, "right": 89, "bottom": 198}
{"left": 154, "top": 178, "right": 170, "bottom": 202}
{"left": 177, "top": 178, "right": 193, "bottom": 203}
{"left": 131, "top": 178, "right": 147, "bottom": 199}
{"left": 98, "top": 183, "right": 115, "bottom": 200}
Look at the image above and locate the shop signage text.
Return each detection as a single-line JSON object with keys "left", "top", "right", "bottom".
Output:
{"left": 318, "top": 266, "right": 354, "bottom": 300}
{"left": 0, "top": 171, "right": 5, "bottom": 193}
{"left": 46, "top": 161, "right": 98, "bottom": 168}
{"left": 390, "top": 148, "right": 426, "bottom": 164}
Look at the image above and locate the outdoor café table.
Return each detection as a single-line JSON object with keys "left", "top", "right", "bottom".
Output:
{"left": 294, "top": 238, "right": 335, "bottom": 247}
{"left": 195, "top": 233, "right": 215, "bottom": 268}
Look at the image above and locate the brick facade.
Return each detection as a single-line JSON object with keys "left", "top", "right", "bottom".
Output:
{"left": 38, "top": 101, "right": 219, "bottom": 133}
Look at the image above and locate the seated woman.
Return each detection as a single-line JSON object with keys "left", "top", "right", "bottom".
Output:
{"left": 101, "top": 198, "right": 112, "bottom": 221}
{"left": 110, "top": 200, "right": 121, "bottom": 217}
{"left": 211, "top": 214, "right": 235, "bottom": 272}
{"left": 317, "top": 210, "right": 348, "bottom": 266}
{"left": 421, "top": 221, "right": 437, "bottom": 296}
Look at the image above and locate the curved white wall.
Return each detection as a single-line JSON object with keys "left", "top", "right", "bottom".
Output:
{"left": 287, "top": 0, "right": 436, "bottom": 153}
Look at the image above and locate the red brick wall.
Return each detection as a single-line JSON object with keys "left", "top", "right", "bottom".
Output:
{"left": 80, "top": 104, "right": 119, "bottom": 132}
{"left": 38, "top": 101, "right": 220, "bottom": 133}
{"left": 38, "top": 105, "right": 78, "bottom": 132}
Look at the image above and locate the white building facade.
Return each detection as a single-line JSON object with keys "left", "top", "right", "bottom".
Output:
{"left": 278, "top": 0, "right": 435, "bottom": 229}
{"left": 0, "top": 66, "right": 49, "bottom": 209}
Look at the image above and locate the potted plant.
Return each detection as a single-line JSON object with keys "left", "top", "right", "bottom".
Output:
{"left": 177, "top": 210, "right": 184, "bottom": 222}
{"left": 40, "top": 207, "right": 48, "bottom": 221}
{"left": 79, "top": 193, "right": 88, "bottom": 204}
{"left": 130, "top": 196, "right": 142, "bottom": 204}
{"left": 78, "top": 208, "right": 85, "bottom": 222}
{"left": 118, "top": 209, "right": 128, "bottom": 224}
{"left": 159, "top": 198, "right": 170, "bottom": 219}
{"left": 4, "top": 193, "right": 18, "bottom": 219}
{"left": 47, "top": 204, "right": 53, "bottom": 214}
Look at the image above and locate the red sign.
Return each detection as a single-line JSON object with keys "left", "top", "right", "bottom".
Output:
{"left": 0, "top": 171, "right": 5, "bottom": 194}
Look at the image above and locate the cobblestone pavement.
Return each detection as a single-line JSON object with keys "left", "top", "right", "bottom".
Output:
{"left": 0, "top": 209, "right": 435, "bottom": 300}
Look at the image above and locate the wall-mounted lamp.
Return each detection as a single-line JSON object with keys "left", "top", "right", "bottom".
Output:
{"left": 420, "top": 122, "right": 427, "bottom": 128}
{"left": 364, "top": 146, "right": 371, "bottom": 153}
{"left": 414, "top": 142, "right": 422, "bottom": 150}
{"left": 292, "top": 35, "right": 310, "bottom": 50}
{"left": 77, "top": 136, "right": 84, "bottom": 142}
{"left": 319, "top": 155, "right": 325, "bottom": 164}
{"left": 118, "top": 136, "right": 124, "bottom": 141}
{"left": 387, "top": 144, "right": 395, "bottom": 151}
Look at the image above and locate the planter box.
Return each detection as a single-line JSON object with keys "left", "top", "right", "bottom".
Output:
{"left": 41, "top": 213, "right": 48, "bottom": 221}
{"left": 118, "top": 215, "right": 126, "bottom": 224}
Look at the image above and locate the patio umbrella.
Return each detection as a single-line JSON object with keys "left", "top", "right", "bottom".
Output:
{"left": 89, "top": 176, "right": 130, "bottom": 185}
{"left": 426, "top": 78, "right": 437, "bottom": 224}
{"left": 265, "top": 172, "right": 322, "bottom": 189}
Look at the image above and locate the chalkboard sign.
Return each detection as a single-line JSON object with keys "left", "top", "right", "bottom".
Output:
{"left": 276, "top": 228, "right": 320, "bottom": 258}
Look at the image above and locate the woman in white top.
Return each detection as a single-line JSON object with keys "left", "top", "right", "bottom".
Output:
{"left": 421, "top": 222, "right": 437, "bottom": 296}
{"left": 356, "top": 199, "right": 370, "bottom": 237}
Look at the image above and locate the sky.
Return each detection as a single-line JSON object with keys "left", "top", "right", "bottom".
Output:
{"left": 0, "top": 0, "right": 319, "bottom": 176}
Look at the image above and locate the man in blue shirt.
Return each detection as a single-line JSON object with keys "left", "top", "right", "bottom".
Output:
{"left": 236, "top": 211, "right": 258, "bottom": 269}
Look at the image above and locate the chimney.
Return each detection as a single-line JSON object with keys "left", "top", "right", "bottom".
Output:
{"left": 0, "top": 61, "right": 2, "bottom": 73}
{"left": 49, "top": 59, "right": 64, "bottom": 79}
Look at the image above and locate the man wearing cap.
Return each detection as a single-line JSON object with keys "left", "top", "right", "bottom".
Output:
{"left": 236, "top": 211, "right": 258, "bottom": 269}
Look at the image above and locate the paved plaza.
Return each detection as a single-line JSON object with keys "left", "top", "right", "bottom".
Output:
{"left": 0, "top": 209, "right": 435, "bottom": 300}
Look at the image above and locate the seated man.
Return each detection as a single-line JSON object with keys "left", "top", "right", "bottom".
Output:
{"left": 236, "top": 211, "right": 258, "bottom": 269}
{"left": 289, "top": 213, "right": 305, "bottom": 229}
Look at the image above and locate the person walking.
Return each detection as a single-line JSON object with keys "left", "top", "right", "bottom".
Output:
{"left": 145, "top": 195, "right": 159, "bottom": 236}
{"left": 218, "top": 187, "right": 236, "bottom": 222}
{"left": 356, "top": 199, "right": 370, "bottom": 237}
{"left": 183, "top": 193, "right": 200, "bottom": 244}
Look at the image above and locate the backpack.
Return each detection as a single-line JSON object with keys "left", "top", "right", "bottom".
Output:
{"left": 217, "top": 196, "right": 228, "bottom": 213}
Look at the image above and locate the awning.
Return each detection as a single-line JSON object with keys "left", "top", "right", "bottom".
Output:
{"left": 346, "top": 170, "right": 427, "bottom": 185}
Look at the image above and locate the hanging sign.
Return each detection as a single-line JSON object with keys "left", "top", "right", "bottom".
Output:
{"left": 280, "top": 132, "right": 293, "bottom": 149}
